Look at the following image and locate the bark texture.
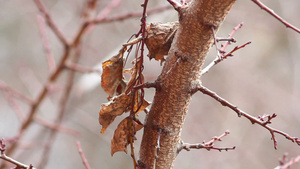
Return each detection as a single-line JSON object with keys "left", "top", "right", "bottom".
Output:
{"left": 138, "top": 0, "right": 236, "bottom": 169}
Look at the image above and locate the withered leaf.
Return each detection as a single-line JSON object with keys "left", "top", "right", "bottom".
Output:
{"left": 145, "top": 22, "right": 179, "bottom": 64}
{"left": 132, "top": 91, "right": 150, "bottom": 113}
{"left": 101, "top": 47, "right": 127, "bottom": 98}
{"left": 124, "top": 59, "right": 144, "bottom": 94}
{"left": 111, "top": 117, "right": 143, "bottom": 156}
{"left": 99, "top": 93, "right": 131, "bottom": 134}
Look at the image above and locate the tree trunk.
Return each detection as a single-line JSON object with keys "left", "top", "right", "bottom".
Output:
{"left": 138, "top": 0, "right": 236, "bottom": 168}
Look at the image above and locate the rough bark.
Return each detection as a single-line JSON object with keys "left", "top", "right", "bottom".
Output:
{"left": 138, "top": 0, "right": 236, "bottom": 168}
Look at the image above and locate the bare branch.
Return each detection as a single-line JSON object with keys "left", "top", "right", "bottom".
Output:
{"left": 201, "top": 41, "right": 250, "bottom": 75}
{"left": 37, "top": 15, "right": 56, "bottom": 73}
{"left": 177, "top": 130, "right": 235, "bottom": 153}
{"left": 76, "top": 141, "right": 91, "bottom": 169}
{"left": 274, "top": 153, "right": 300, "bottom": 169}
{"left": 201, "top": 23, "right": 246, "bottom": 75}
{"left": 167, "top": 0, "right": 182, "bottom": 11}
{"left": 90, "top": 5, "right": 172, "bottom": 24}
{"left": 34, "top": 116, "right": 81, "bottom": 136}
{"left": 96, "top": 0, "right": 123, "bottom": 20}
{"left": 38, "top": 44, "right": 82, "bottom": 168}
{"left": 251, "top": 0, "right": 300, "bottom": 34}
{"left": 65, "top": 61, "right": 101, "bottom": 74}
{"left": 33, "top": 0, "right": 70, "bottom": 45}
{"left": 220, "top": 23, "right": 243, "bottom": 52}
{"left": 0, "top": 81, "right": 33, "bottom": 105}
{"left": 0, "top": 139, "right": 36, "bottom": 169}
{"left": 193, "top": 85, "right": 300, "bottom": 149}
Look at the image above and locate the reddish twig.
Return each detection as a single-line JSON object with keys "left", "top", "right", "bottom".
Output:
{"left": 222, "top": 41, "right": 251, "bottom": 58}
{"left": 201, "top": 41, "right": 250, "bottom": 75}
{"left": 167, "top": 0, "right": 182, "bottom": 11}
{"left": 201, "top": 23, "right": 246, "bottom": 75}
{"left": 96, "top": 0, "right": 123, "bottom": 20}
{"left": 65, "top": 61, "right": 101, "bottom": 74}
{"left": 33, "top": 0, "right": 70, "bottom": 45}
{"left": 192, "top": 85, "right": 300, "bottom": 149}
{"left": 220, "top": 23, "right": 243, "bottom": 52}
{"left": 38, "top": 44, "right": 82, "bottom": 168}
{"left": 275, "top": 153, "right": 300, "bottom": 169}
{"left": 37, "top": 14, "right": 56, "bottom": 73}
{"left": 177, "top": 130, "right": 235, "bottom": 153}
{"left": 251, "top": 0, "right": 300, "bottom": 34}
{"left": 0, "top": 81, "right": 33, "bottom": 105}
{"left": 76, "top": 141, "right": 91, "bottom": 169}
{"left": 35, "top": 116, "right": 80, "bottom": 136}
{"left": 0, "top": 139, "right": 36, "bottom": 169}
{"left": 90, "top": 5, "right": 172, "bottom": 24}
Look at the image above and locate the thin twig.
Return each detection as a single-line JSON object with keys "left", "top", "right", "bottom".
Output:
{"left": 167, "top": 0, "right": 182, "bottom": 11}
{"left": 0, "top": 80, "right": 33, "bottom": 105}
{"left": 90, "top": 5, "right": 172, "bottom": 24}
{"left": 177, "top": 131, "right": 235, "bottom": 153}
{"left": 37, "top": 15, "right": 56, "bottom": 73}
{"left": 76, "top": 141, "right": 91, "bottom": 169}
{"left": 0, "top": 139, "right": 37, "bottom": 169}
{"left": 201, "top": 41, "right": 250, "bottom": 75}
{"left": 220, "top": 23, "right": 243, "bottom": 52}
{"left": 38, "top": 44, "right": 82, "bottom": 168}
{"left": 65, "top": 61, "right": 101, "bottom": 74}
{"left": 193, "top": 85, "right": 300, "bottom": 149}
{"left": 251, "top": 0, "right": 300, "bottom": 34}
{"left": 35, "top": 116, "right": 81, "bottom": 136}
{"left": 33, "top": 0, "right": 70, "bottom": 45}
{"left": 2, "top": 42, "right": 71, "bottom": 166}
{"left": 279, "top": 156, "right": 300, "bottom": 169}
{"left": 96, "top": 0, "right": 123, "bottom": 20}
{"left": 200, "top": 23, "right": 247, "bottom": 75}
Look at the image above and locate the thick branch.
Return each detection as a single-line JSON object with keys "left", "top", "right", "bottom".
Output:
{"left": 138, "top": 1, "right": 236, "bottom": 169}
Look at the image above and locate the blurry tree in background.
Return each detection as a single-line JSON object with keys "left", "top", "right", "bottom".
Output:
{"left": 0, "top": 0, "right": 300, "bottom": 169}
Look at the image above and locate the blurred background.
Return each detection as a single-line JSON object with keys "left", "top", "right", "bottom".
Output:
{"left": 0, "top": 0, "right": 300, "bottom": 168}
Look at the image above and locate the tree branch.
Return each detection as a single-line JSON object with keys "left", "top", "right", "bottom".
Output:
{"left": 251, "top": 0, "right": 300, "bottom": 33}
{"left": 193, "top": 85, "right": 300, "bottom": 149}
{"left": 0, "top": 139, "right": 36, "bottom": 169}
{"left": 76, "top": 141, "right": 91, "bottom": 169}
{"left": 33, "top": 0, "right": 70, "bottom": 45}
{"left": 177, "top": 130, "right": 235, "bottom": 153}
{"left": 138, "top": 1, "right": 236, "bottom": 168}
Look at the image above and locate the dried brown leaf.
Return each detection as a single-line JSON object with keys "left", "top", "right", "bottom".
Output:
{"left": 101, "top": 47, "right": 127, "bottom": 98}
{"left": 99, "top": 93, "right": 131, "bottom": 133}
{"left": 125, "top": 59, "right": 144, "bottom": 94}
{"left": 132, "top": 91, "right": 150, "bottom": 113}
{"left": 111, "top": 117, "right": 143, "bottom": 156}
{"left": 145, "top": 22, "right": 179, "bottom": 64}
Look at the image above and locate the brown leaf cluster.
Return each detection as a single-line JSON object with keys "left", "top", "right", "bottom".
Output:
{"left": 99, "top": 49, "right": 150, "bottom": 155}
{"left": 99, "top": 22, "right": 177, "bottom": 155}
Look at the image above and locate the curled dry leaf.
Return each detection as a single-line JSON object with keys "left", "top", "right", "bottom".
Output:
{"left": 101, "top": 47, "right": 127, "bottom": 99}
{"left": 111, "top": 117, "right": 143, "bottom": 156}
{"left": 124, "top": 59, "right": 144, "bottom": 94}
{"left": 145, "top": 21, "right": 179, "bottom": 64}
{"left": 99, "top": 93, "right": 131, "bottom": 134}
{"left": 131, "top": 91, "right": 150, "bottom": 113}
